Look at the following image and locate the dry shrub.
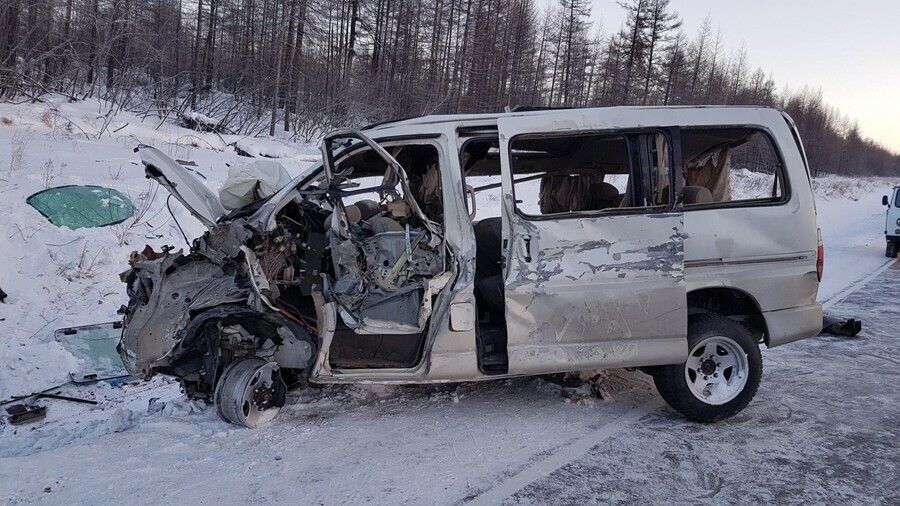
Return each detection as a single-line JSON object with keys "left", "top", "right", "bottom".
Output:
{"left": 41, "top": 160, "right": 65, "bottom": 188}
{"left": 68, "top": 242, "right": 103, "bottom": 279}
{"left": 4, "top": 130, "right": 32, "bottom": 177}
{"left": 111, "top": 181, "right": 159, "bottom": 246}
{"left": 40, "top": 111, "right": 54, "bottom": 128}
{"left": 0, "top": 117, "right": 12, "bottom": 126}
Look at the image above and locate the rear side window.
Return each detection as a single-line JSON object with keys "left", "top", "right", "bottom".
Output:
{"left": 507, "top": 132, "right": 672, "bottom": 218}
{"left": 680, "top": 128, "right": 786, "bottom": 207}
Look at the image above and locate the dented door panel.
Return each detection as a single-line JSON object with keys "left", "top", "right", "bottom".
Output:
{"left": 497, "top": 113, "right": 688, "bottom": 375}
{"left": 503, "top": 210, "right": 687, "bottom": 374}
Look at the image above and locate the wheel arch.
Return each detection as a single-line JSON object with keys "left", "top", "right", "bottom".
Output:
{"left": 686, "top": 287, "right": 770, "bottom": 346}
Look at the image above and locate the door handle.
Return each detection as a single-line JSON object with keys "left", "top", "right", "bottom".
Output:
{"left": 521, "top": 234, "right": 532, "bottom": 262}
{"left": 465, "top": 184, "right": 477, "bottom": 220}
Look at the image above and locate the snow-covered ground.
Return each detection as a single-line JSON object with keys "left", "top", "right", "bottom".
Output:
{"left": 0, "top": 98, "right": 897, "bottom": 504}
{"left": 813, "top": 175, "right": 896, "bottom": 301}
{"left": 0, "top": 97, "right": 318, "bottom": 401}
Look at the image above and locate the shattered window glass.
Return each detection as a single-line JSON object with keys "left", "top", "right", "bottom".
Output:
{"left": 681, "top": 128, "right": 784, "bottom": 205}
{"left": 26, "top": 185, "right": 135, "bottom": 229}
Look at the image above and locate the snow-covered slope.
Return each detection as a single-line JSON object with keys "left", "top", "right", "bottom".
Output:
{"left": 0, "top": 97, "right": 318, "bottom": 400}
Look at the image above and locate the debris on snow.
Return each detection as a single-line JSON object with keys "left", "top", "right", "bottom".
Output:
{"left": 821, "top": 314, "right": 863, "bottom": 337}
{"left": 181, "top": 110, "right": 226, "bottom": 133}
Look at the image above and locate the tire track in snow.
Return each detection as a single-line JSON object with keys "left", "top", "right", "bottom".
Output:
{"left": 821, "top": 257, "right": 898, "bottom": 311}
{"left": 466, "top": 398, "right": 663, "bottom": 505}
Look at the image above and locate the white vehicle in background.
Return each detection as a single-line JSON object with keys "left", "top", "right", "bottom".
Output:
{"left": 884, "top": 187, "right": 900, "bottom": 258}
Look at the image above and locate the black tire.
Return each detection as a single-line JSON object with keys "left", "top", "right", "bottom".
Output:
{"left": 886, "top": 241, "right": 898, "bottom": 258}
{"left": 652, "top": 315, "right": 762, "bottom": 423}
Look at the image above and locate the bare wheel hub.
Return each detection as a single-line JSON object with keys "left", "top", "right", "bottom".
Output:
{"left": 215, "top": 358, "right": 286, "bottom": 428}
{"left": 252, "top": 385, "right": 278, "bottom": 409}
{"left": 700, "top": 358, "right": 717, "bottom": 376}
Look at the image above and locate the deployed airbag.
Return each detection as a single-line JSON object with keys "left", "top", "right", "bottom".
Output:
{"left": 219, "top": 160, "right": 293, "bottom": 210}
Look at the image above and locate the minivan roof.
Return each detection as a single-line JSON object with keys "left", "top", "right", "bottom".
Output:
{"left": 361, "top": 105, "right": 784, "bottom": 132}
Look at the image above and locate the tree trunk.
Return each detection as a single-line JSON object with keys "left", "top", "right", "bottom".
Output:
{"left": 344, "top": 0, "right": 359, "bottom": 79}
{"left": 190, "top": 0, "right": 204, "bottom": 108}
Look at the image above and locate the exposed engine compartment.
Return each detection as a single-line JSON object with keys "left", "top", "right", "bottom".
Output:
{"left": 119, "top": 137, "right": 449, "bottom": 401}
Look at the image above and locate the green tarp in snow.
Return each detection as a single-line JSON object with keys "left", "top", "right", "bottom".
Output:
{"left": 26, "top": 185, "right": 134, "bottom": 229}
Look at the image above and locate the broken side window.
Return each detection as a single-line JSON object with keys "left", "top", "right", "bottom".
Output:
{"left": 461, "top": 138, "right": 503, "bottom": 220}
{"left": 680, "top": 128, "right": 786, "bottom": 206}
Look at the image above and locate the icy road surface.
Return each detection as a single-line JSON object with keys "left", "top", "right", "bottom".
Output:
{"left": 498, "top": 261, "right": 900, "bottom": 505}
{"left": 2, "top": 262, "right": 898, "bottom": 504}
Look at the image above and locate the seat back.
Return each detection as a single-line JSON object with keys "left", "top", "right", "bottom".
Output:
{"left": 684, "top": 185, "right": 713, "bottom": 204}
{"left": 584, "top": 181, "right": 619, "bottom": 211}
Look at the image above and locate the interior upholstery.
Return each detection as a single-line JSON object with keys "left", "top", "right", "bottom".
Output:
{"left": 588, "top": 182, "right": 619, "bottom": 210}
{"left": 684, "top": 185, "right": 713, "bottom": 204}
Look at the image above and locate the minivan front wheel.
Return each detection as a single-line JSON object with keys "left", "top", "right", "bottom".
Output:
{"left": 653, "top": 315, "right": 762, "bottom": 422}
{"left": 215, "top": 358, "right": 286, "bottom": 428}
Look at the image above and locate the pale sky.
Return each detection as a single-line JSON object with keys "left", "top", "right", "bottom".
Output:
{"left": 550, "top": 0, "right": 900, "bottom": 153}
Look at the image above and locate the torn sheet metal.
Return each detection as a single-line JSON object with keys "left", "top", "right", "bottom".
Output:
{"left": 119, "top": 249, "right": 251, "bottom": 376}
{"left": 136, "top": 145, "right": 226, "bottom": 228}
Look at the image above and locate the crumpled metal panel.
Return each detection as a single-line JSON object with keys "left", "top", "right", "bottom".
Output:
{"left": 119, "top": 251, "right": 250, "bottom": 376}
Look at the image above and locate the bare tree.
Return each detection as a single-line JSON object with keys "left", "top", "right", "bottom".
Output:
{"left": 0, "top": 0, "right": 895, "bottom": 175}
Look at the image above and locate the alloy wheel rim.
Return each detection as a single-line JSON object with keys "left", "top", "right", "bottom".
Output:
{"left": 684, "top": 336, "right": 749, "bottom": 405}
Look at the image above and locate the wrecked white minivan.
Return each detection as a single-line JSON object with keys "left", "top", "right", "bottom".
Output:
{"left": 119, "top": 107, "right": 823, "bottom": 427}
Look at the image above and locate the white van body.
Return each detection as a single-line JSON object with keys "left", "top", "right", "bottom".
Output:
{"left": 885, "top": 187, "right": 900, "bottom": 257}
{"left": 120, "top": 106, "right": 824, "bottom": 426}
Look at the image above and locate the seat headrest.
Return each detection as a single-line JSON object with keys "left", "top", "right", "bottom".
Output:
{"left": 594, "top": 182, "right": 619, "bottom": 202}
{"left": 684, "top": 186, "right": 713, "bottom": 204}
{"left": 354, "top": 199, "right": 382, "bottom": 220}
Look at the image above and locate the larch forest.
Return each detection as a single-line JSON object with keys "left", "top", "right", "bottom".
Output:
{"left": 1, "top": 0, "right": 898, "bottom": 175}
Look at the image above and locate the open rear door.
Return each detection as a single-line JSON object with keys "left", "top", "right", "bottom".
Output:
{"left": 497, "top": 110, "right": 688, "bottom": 375}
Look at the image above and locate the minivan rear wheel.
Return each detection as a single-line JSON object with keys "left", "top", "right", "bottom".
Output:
{"left": 652, "top": 315, "right": 762, "bottom": 422}
{"left": 886, "top": 240, "right": 898, "bottom": 258}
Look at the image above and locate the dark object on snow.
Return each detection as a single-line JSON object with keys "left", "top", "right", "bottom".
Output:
{"left": 34, "top": 393, "right": 98, "bottom": 405}
{"left": 27, "top": 185, "right": 134, "bottom": 229}
{"left": 181, "top": 111, "right": 227, "bottom": 133}
{"left": 822, "top": 315, "right": 862, "bottom": 337}
{"left": 0, "top": 285, "right": 6, "bottom": 303}
{"left": 3, "top": 391, "right": 98, "bottom": 407}
{"left": 5, "top": 404, "right": 47, "bottom": 425}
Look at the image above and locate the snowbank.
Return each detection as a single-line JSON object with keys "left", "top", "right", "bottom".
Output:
{"left": 0, "top": 97, "right": 317, "bottom": 401}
